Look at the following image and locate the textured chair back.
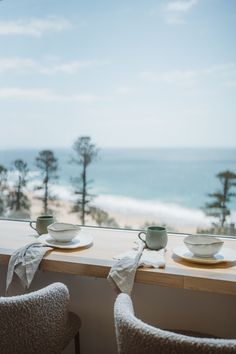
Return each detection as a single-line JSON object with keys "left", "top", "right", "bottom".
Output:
{"left": 114, "top": 293, "right": 236, "bottom": 354}
{"left": 0, "top": 282, "right": 78, "bottom": 354}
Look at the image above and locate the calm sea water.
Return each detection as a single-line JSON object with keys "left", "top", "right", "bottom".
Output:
{"left": 0, "top": 148, "right": 236, "bottom": 211}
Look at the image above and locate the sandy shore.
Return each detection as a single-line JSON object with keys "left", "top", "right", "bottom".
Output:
{"left": 26, "top": 192, "right": 198, "bottom": 233}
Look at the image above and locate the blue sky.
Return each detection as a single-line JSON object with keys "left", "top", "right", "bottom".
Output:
{"left": 0, "top": 0, "right": 235, "bottom": 148}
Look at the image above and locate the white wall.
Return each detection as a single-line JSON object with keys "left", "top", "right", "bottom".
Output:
{"left": 0, "top": 266, "right": 236, "bottom": 354}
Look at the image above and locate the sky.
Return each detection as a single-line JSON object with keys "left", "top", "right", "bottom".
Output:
{"left": 0, "top": 0, "right": 235, "bottom": 149}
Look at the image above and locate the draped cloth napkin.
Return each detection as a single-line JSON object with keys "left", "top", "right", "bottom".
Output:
{"left": 6, "top": 242, "right": 52, "bottom": 294}
{"left": 107, "top": 240, "right": 166, "bottom": 295}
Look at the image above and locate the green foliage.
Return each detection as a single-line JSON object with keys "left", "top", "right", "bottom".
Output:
{"left": 35, "top": 150, "right": 58, "bottom": 215}
{"left": 197, "top": 223, "right": 236, "bottom": 236}
{"left": 71, "top": 136, "right": 98, "bottom": 225}
{"left": 72, "top": 137, "right": 98, "bottom": 167}
{"left": 90, "top": 207, "right": 119, "bottom": 227}
{"left": 36, "top": 150, "right": 58, "bottom": 175}
{"left": 0, "top": 164, "right": 8, "bottom": 215}
{"left": 8, "top": 159, "right": 30, "bottom": 212}
{"left": 204, "top": 170, "right": 236, "bottom": 227}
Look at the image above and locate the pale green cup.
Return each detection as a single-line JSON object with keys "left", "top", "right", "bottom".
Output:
{"left": 138, "top": 226, "right": 167, "bottom": 250}
{"left": 30, "top": 215, "right": 54, "bottom": 235}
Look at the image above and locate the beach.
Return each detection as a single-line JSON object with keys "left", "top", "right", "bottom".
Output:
{"left": 1, "top": 147, "right": 236, "bottom": 234}
{"left": 26, "top": 192, "right": 208, "bottom": 234}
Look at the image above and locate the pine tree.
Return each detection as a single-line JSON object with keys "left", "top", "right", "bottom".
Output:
{"left": 35, "top": 150, "right": 58, "bottom": 215}
{"left": 8, "top": 159, "right": 30, "bottom": 212}
{"left": 0, "top": 164, "right": 8, "bottom": 215}
{"left": 204, "top": 170, "right": 236, "bottom": 227}
{"left": 71, "top": 136, "right": 98, "bottom": 225}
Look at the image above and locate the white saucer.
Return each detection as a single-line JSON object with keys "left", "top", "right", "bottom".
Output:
{"left": 39, "top": 232, "right": 93, "bottom": 249}
{"left": 173, "top": 245, "right": 236, "bottom": 264}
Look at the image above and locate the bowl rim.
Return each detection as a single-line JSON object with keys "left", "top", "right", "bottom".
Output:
{"left": 47, "top": 222, "right": 80, "bottom": 232}
{"left": 184, "top": 235, "right": 224, "bottom": 246}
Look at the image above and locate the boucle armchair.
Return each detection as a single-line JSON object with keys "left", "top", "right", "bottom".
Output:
{"left": 0, "top": 282, "right": 81, "bottom": 354}
{"left": 114, "top": 293, "right": 236, "bottom": 354}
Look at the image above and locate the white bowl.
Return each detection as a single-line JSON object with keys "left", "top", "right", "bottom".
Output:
{"left": 184, "top": 235, "right": 224, "bottom": 258}
{"left": 47, "top": 222, "right": 80, "bottom": 242}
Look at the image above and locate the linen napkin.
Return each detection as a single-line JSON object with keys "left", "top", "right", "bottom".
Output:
{"left": 107, "top": 240, "right": 166, "bottom": 295}
{"left": 6, "top": 242, "right": 52, "bottom": 293}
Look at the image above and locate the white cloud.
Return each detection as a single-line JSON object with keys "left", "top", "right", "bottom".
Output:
{"left": 163, "top": 0, "right": 198, "bottom": 24}
{"left": 0, "top": 58, "right": 38, "bottom": 73}
{"left": 0, "top": 88, "right": 109, "bottom": 103}
{"left": 166, "top": 0, "right": 198, "bottom": 12}
{"left": 40, "top": 60, "right": 105, "bottom": 75}
{"left": 115, "top": 86, "right": 134, "bottom": 96}
{"left": 140, "top": 63, "right": 236, "bottom": 88}
{"left": 0, "top": 58, "right": 105, "bottom": 75}
{"left": 0, "top": 17, "right": 72, "bottom": 37}
{"left": 140, "top": 69, "right": 198, "bottom": 87}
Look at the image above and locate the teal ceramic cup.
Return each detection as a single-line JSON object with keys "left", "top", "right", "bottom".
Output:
{"left": 138, "top": 226, "right": 167, "bottom": 250}
{"left": 30, "top": 215, "right": 54, "bottom": 235}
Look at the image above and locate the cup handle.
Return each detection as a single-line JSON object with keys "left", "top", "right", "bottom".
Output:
{"left": 138, "top": 231, "right": 147, "bottom": 244}
{"left": 29, "top": 221, "right": 37, "bottom": 231}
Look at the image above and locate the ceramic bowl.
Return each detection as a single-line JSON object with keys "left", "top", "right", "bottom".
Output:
{"left": 184, "top": 235, "right": 224, "bottom": 258}
{"left": 47, "top": 222, "right": 80, "bottom": 242}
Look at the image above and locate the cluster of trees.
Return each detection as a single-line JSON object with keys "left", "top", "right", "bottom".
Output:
{"left": 0, "top": 160, "right": 31, "bottom": 218}
{"left": 0, "top": 136, "right": 118, "bottom": 227}
{"left": 0, "top": 153, "right": 58, "bottom": 218}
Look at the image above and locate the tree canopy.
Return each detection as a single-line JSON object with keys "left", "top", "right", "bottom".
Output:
{"left": 8, "top": 159, "right": 30, "bottom": 212}
{"left": 204, "top": 170, "right": 236, "bottom": 227}
{"left": 35, "top": 150, "right": 58, "bottom": 215}
{"left": 0, "top": 164, "right": 8, "bottom": 215}
{"left": 71, "top": 136, "right": 98, "bottom": 225}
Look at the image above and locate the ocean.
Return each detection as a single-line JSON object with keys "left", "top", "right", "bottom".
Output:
{"left": 1, "top": 148, "right": 236, "bottom": 229}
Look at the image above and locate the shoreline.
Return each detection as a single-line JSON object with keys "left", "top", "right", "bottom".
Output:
{"left": 7, "top": 189, "right": 236, "bottom": 235}
{"left": 25, "top": 192, "right": 213, "bottom": 233}
{"left": 6, "top": 191, "right": 236, "bottom": 235}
